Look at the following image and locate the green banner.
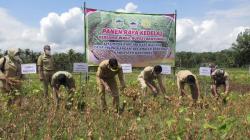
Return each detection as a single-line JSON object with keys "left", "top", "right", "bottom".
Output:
{"left": 85, "top": 8, "right": 176, "bottom": 67}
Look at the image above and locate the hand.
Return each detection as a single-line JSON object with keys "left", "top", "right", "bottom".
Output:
{"left": 105, "top": 86, "right": 111, "bottom": 92}
{"left": 39, "top": 77, "right": 44, "bottom": 81}
{"left": 120, "top": 85, "right": 126, "bottom": 91}
{"left": 152, "top": 88, "right": 157, "bottom": 94}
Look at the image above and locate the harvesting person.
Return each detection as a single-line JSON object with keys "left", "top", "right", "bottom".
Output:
{"left": 176, "top": 70, "right": 200, "bottom": 102}
{"left": 0, "top": 48, "right": 24, "bottom": 105}
{"left": 37, "top": 45, "right": 55, "bottom": 97}
{"left": 51, "top": 71, "right": 76, "bottom": 106}
{"left": 96, "top": 58, "right": 126, "bottom": 113}
{"left": 137, "top": 65, "right": 166, "bottom": 96}
{"left": 210, "top": 68, "right": 229, "bottom": 97}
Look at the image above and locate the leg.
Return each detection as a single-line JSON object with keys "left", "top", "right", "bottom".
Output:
{"left": 211, "top": 84, "right": 217, "bottom": 97}
{"left": 53, "top": 87, "right": 60, "bottom": 106}
{"left": 179, "top": 83, "right": 185, "bottom": 96}
{"left": 190, "top": 85, "right": 199, "bottom": 101}
{"left": 138, "top": 78, "right": 147, "bottom": 96}
{"left": 146, "top": 80, "right": 159, "bottom": 97}
{"left": 107, "top": 78, "right": 119, "bottom": 112}
{"left": 43, "top": 72, "right": 50, "bottom": 97}
{"left": 97, "top": 77, "right": 107, "bottom": 111}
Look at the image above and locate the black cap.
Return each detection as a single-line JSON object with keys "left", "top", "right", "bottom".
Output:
{"left": 187, "top": 75, "right": 196, "bottom": 84}
{"left": 153, "top": 65, "right": 162, "bottom": 74}
{"left": 109, "top": 58, "right": 118, "bottom": 68}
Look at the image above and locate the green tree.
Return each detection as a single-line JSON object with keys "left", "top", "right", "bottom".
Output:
{"left": 232, "top": 29, "right": 250, "bottom": 67}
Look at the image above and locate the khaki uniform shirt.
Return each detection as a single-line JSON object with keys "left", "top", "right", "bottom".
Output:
{"left": 37, "top": 53, "right": 55, "bottom": 71}
{"left": 96, "top": 60, "right": 125, "bottom": 86}
{"left": 138, "top": 66, "right": 163, "bottom": 82}
{"left": 176, "top": 70, "right": 199, "bottom": 90}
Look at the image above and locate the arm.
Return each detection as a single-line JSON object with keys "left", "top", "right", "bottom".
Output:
{"left": 118, "top": 67, "right": 126, "bottom": 90}
{"left": 37, "top": 56, "right": 44, "bottom": 80}
{"left": 190, "top": 79, "right": 200, "bottom": 101}
{"left": 0, "top": 57, "right": 5, "bottom": 77}
{"left": 224, "top": 78, "right": 229, "bottom": 95}
{"left": 177, "top": 76, "right": 185, "bottom": 96}
{"left": 211, "top": 76, "right": 218, "bottom": 96}
{"left": 96, "top": 65, "right": 111, "bottom": 91}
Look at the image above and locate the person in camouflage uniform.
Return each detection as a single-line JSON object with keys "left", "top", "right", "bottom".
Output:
{"left": 51, "top": 71, "right": 76, "bottom": 105}
{"left": 211, "top": 69, "right": 229, "bottom": 97}
{"left": 0, "top": 48, "right": 23, "bottom": 106}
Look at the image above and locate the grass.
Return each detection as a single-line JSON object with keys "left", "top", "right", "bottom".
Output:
{"left": 0, "top": 68, "right": 250, "bottom": 139}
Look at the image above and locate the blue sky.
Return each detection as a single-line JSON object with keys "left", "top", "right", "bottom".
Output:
{"left": 0, "top": 0, "right": 249, "bottom": 52}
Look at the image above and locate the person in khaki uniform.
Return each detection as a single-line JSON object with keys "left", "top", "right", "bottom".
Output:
{"left": 0, "top": 48, "right": 23, "bottom": 106}
{"left": 138, "top": 65, "right": 166, "bottom": 97}
{"left": 96, "top": 58, "right": 126, "bottom": 112}
{"left": 51, "top": 71, "right": 76, "bottom": 105}
{"left": 37, "top": 45, "right": 55, "bottom": 97}
{"left": 211, "top": 69, "right": 229, "bottom": 97}
{"left": 176, "top": 70, "right": 200, "bottom": 102}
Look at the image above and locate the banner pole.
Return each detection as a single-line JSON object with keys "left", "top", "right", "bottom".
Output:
{"left": 173, "top": 10, "right": 177, "bottom": 82}
{"left": 83, "top": 2, "right": 89, "bottom": 83}
{"left": 83, "top": 2, "right": 87, "bottom": 63}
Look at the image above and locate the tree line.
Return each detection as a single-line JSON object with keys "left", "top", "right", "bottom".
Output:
{"left": 0, "top": 29, "right": 249, "bottom": 69}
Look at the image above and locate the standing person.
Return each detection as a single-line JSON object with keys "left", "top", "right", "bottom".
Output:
{"left": 137, "top": 65, "right": 166, "bottom": 96}
{"left": 211, "top": 69, "right": 229, "bottom": 97}
{"left": 96, "top": 58, "right": 126, "bottom": 112}
{"left": 0, "top": 48, "right": 23, "bottom": 105}
{"left": 51, "top": 71, "right": 76, "bottom": 106}
{"left": 176, "top": 70, "right": 200, "bottom": 102}
{"left": 37, "top": 45, "right": 55, "bottom": 97}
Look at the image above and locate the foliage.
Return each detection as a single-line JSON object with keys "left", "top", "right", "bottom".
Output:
{"left": 232, "top": 29, "right": 250, "bottom": 67}
{"left": 0, "top": 69, "right": 250, "bottom": 139}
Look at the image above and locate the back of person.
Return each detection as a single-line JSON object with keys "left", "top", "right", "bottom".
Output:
{"left": 211, "top": 69, "right": 229, "bottom": 85}
{"left": 138, "top": 66, "right": 159, "bottom": 81}
{"left": 51, "top": 71, "right": 74, "bottom": 89}
{"left": 176, "top": 70, "right": 194, "bottom": 82}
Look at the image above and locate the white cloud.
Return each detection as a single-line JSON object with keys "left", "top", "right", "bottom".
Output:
{"left": 0, "top": 7, "right": 84, "bottom": 53}
{"left": 40, "top": 7, "right": 84, "bottom": 52}
{"left": 0, "top": 8, "right": 45, "bottom": 53}
{"left": 0, "top": 2, "right": 249, "bottom": 53}
{"left": 177, "top": 17, "right": 249, "bottom": 52}
{"left": 116, "top": 2, "right": 139, "bottom": 13}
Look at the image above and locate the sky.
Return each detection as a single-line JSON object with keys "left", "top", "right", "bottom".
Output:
{"left": 0, "top": 0, "right": 249, "bottom": 53}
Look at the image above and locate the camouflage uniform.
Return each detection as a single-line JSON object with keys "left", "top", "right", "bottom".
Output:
{"left": 211, "top": 69, "right": 229, "bottom": 96}
{"left": 0, "top": 48, "right": 23, "bottom": 93}
{"left": 176, "top": 70, "right": 200, "bottom": 101}
{"left": 51, "top": 71, "right": 75, "bottom": 90}
{"left": 138, "top": 66, "right": 166, "bottom": 96}
{"left": 37, "top": 53, "right": 55, "bottom": 96}
{"left": 51, "top": 71, "right": 76, "bottom": 105}
{"left": 96, "top": 60, "right": 125, "bottom": 111}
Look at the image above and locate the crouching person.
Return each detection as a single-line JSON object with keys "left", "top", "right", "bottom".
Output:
{"left": 0, "top": 48, "right": 24, "bottom": 106}
{"left": 176, "top": 70, "right": 200, "bottom": 103}
{"left": 138, "top": 65, "right": 166, "bottom": 97}
{"left": 211, "top": 69, "right": 229, "bottom": 98}
{"left": 51, "top": 71, "right": 76, "bottom": 107}
{"left": 96, "top": 58, "right": 126, "bottom": 113}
